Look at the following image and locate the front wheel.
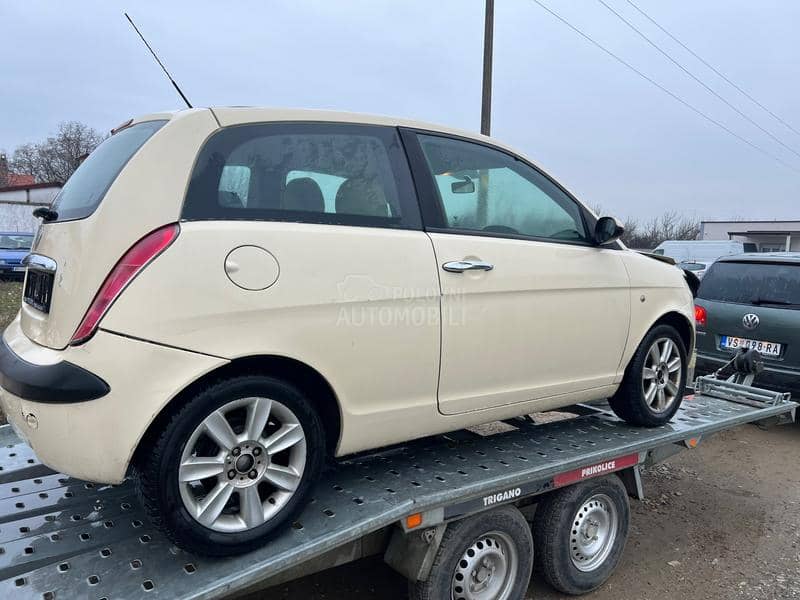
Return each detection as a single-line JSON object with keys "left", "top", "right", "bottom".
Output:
{"left": 609, "top": 324, "right": 687, "bottom": 427}
{"left": 134, "top": 375, "right": 325, "bottom": 556}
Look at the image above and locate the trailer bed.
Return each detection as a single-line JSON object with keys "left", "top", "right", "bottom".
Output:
{"left": 0, "top": 392, "right": 794, "bottom": 599}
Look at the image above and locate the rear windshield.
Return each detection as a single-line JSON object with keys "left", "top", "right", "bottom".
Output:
{"left": 51, "top": 120, "right": 166, "bottom": 221}
{"left": 698, "top": 261, "right": 800, "bottom": 308}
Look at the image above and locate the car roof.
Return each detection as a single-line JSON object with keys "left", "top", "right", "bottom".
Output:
{"left": 132, "top": 107, "right": 536, "bottom": 168}
{"left": 716, "top": 252, "right": 800, "bottom": 265}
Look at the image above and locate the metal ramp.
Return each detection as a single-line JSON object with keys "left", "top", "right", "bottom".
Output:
{"left": 0, "top": 393, "right": 794, "bottom": 600}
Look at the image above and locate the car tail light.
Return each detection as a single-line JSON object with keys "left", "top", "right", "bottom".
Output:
{"left": 694, "top": 304, "right": 707, "bottom": 327}
{"left": 70, "top": 223, "right": 180, "bottom": 345}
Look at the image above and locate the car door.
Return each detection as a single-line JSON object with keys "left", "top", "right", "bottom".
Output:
{"left": 402, "top": 130, "right": 631, "bottom": 415}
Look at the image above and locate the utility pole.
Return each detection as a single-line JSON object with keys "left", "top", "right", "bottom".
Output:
{"left": 481, "top": 0, "right": 494, "bottom": 136}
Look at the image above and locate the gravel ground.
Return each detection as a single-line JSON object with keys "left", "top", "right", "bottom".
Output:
{"left": 248, "top": 422, "right": 799, "bottom": 600}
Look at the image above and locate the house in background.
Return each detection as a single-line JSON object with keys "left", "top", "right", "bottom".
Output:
{"left": 0, "top": 154, "right": 61, "bottom": 232}
{"left": 700, "top": 220, "right": 800, "bottom": 252}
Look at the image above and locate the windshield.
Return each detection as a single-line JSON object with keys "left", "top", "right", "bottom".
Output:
{"left": 51, "top": 120, "right": 166, "bottom": 222}
{"left": 0, "top": 234, "right": 33, "bottom": 250}
{"left": 698, "top": 261, "right": 800, "bottom": 308}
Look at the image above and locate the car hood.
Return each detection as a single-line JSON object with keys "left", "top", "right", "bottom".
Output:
{"left": 0, "top": 249, "right": 30, "bottom": 260}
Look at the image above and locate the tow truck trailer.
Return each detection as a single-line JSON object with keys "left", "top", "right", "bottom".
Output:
{"left": 0, "top": 377, "right": 794, "bottom": 600}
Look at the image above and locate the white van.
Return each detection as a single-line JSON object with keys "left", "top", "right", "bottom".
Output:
{"left": 652, "top": 240, "right": 756, "bottom": 278}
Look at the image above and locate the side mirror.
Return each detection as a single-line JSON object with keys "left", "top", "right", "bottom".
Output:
{"left": 594, "top": 216, "right": 624, "bottom": 245}
{"left": 451, "top": 177, "right": 475, "bottom": 194}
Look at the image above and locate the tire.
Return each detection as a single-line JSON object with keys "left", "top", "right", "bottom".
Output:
{"left": 609, "top": 324, "right": 687, "bottom": 427}
{"left": 134, "top": 375, "right": 325, "bottom": 556}
{"left": 409, "top": 505, "right": 533, "bottom": 600}
{"left": 533, "top": 475, "right": 630, "bottom": 595}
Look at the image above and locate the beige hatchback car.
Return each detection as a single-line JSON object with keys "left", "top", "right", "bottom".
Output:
{"left": 0, "top": 108, "right": 695, "bottom": 555}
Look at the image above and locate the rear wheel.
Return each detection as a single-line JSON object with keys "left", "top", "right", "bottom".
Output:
{"left": 409, "top": 506, "right": 533, "bottom": 600}
{"left": 609, "top": 324, "right": 687, "bottom": 427}
{"left": 533, "top": 476, "right": 630, "bottom": 595}
{"left": 134, "top": 375, "right": 324, "bottom": 556}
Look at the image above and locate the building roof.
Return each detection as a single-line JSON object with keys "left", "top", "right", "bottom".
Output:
{"left": 701, "top": 219, "right": 800, "bottom": 224}
{"left": 0, "top": 181, "right": 62, "bottom": 193}
{"left": 6, "top": 174, "right": 34, "bottom": 186}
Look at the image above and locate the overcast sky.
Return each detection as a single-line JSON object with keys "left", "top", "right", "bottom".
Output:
{"left": 2, "top": 0, "right": 799, "bottom": 221}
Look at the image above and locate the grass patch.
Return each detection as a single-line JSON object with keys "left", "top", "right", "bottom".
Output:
{"left": 0, "top": 279, "right": 22, "bottom": 424}
{"left": 0, "top": 280, "right": 22, "bottom": 329}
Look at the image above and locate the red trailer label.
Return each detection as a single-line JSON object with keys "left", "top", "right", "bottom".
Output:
{"left": 552, "top": 453, "right": 640, "bottom": 488}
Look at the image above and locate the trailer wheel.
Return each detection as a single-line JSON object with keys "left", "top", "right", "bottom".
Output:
{"left": 533, "top": 475, "right": 629, "bottom": 595}
{"left": 409, "top": 505, "right": 533, "bottom": 600}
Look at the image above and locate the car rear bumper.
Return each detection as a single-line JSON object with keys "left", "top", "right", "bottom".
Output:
{"left": 0, "top": 265, "right": 25, "bottom": 275}
{"left": 696, "top": 351, "right": 800, "bottom": 396}
{"left": 0, "top": 316, "right": 225, "bottom": 483}
{"left": 0, "top": 337, "right": 109, "bottom": 402}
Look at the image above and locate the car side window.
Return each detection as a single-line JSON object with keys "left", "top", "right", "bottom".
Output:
{"left": 183, "top": 123, "right": 420, "bottom": 229}
{"left": 415, "top": 134, "right": 588, "bottom": 242}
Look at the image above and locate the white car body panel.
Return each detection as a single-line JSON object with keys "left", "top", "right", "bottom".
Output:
{"left": 0, "top": 108, "right": 695, "bottom": 483}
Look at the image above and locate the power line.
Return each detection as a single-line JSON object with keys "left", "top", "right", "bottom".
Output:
{"left": 529, "top": 0, "right": 800, "bottom": 174}
{"left": 596, "top": 0, "right": 800, "bottom": 161}
{"left": 626, "top": 0, "right": 800, "bottom": 139}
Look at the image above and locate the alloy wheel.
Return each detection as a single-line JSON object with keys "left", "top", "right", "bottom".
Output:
{"left": 178, "top": 396, "right": 307, "bottom": 533}
{"left": 641, "top": 337, "right": 682, "bottom": 413}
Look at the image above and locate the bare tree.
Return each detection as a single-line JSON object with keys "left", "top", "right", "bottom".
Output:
{"left": 585, "top": 204, "right": 697, "bottom": 249}
{"left": 621, "top": 210, "right": 700, "bottom": 249}
{"left": 10, "top": 121, "right": 104, "bottom": 183}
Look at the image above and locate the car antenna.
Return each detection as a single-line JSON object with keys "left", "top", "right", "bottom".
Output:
{"left": 124, "top": 12, "right": 193, "bottom": 109}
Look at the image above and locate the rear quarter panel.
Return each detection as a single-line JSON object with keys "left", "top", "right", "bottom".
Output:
{"left": 100, "top": 221, "right": 443, "bottom": 455}
{"left": 21, "top": 109, "right": 218, "bottom": 349}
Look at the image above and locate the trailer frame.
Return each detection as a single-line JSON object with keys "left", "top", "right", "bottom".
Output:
{"left": 0, "top": 378, "right": 794, "bottom": 599}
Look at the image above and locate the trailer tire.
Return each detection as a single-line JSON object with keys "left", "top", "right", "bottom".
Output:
{"left": 533, "top": 475, "right": 629, "bottom": 595}
{"left": 409, "top": 505, "right": 533, "bottom": 600}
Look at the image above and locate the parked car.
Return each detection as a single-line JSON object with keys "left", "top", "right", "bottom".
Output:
{"left": 676, "top": 260, "right": 710, "bottom": 279}
{"left": 0, "top": 108, "right": 695, "bottom": 555}
{"left": 695, "top": 253, "right": 800, "bottom": 396}
{"left": 0, "top": 232, "right": 34, "bottom": 278}
{"left": 653, "top": 240, "right": 757, "bottom": 279}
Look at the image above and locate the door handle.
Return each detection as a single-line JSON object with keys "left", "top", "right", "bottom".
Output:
{"left": 442, "top": 260, "right": 494, "bottom": 273}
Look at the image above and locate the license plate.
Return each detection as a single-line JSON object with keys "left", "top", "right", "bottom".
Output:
{"left": 720, "top": 335, "right": 782, "bottom": 357}
{"left": 23, "top": 269, "right": 55, "bottom": 313}
{"left": 12, "top": 267, "right": 25, "bottom": 272}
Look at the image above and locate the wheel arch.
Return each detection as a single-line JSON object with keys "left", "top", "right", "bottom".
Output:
{"left": 651, "top": 311, "right": 694, "bottom": 356}
{"left": 130, "top": 354, "right": 342, "bottom": 471}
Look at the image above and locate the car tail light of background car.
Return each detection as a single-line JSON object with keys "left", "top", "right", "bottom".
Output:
{"left": 695, "top": 304, "right": 707, "bottom": 327}
{"left": 70, "top": 223, "right": 180, "bottom": 345}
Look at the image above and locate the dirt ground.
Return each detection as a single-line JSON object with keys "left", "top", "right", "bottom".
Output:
{"left": 252, "top": 422, "right": 799, "bottom": 600}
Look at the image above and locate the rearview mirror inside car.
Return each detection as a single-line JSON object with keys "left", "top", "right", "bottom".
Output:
{"left": 451, "top": 177, "right": 475, "bottom": 194}
{"left": 594, "top": 216, "right": 624, "bottom": 245}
